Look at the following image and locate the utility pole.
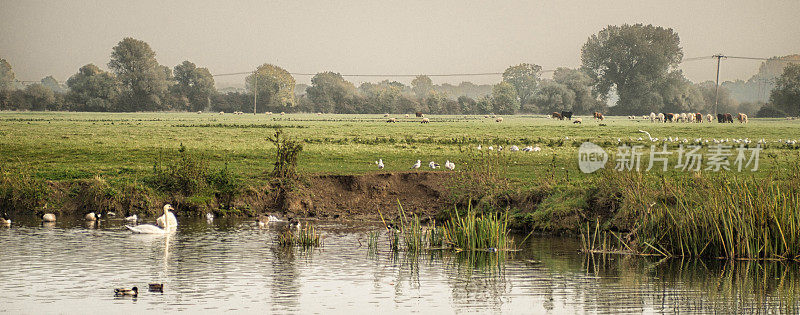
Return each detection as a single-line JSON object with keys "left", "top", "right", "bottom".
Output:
{"left": 712, "top": 54, "right": 726, "bottom": 116}
{"left": 253, "top": 71, "right": 258, "bottom": 115}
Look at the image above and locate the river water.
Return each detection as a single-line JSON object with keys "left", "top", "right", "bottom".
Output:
{"left": 1, "top": 217, "right": 798, "bottom": 314}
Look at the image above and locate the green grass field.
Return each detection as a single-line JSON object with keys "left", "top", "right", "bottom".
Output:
{"left": 1, "top": 111, "right": 799, "bottom": 186}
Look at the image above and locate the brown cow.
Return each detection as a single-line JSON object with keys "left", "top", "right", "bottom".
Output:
{"left": 415, "top": 112, "right": 424, "bottom": 117}
{"left": 737, "top": 113, "right": 749, "bottom": 123}
{"left": 551, "top": 112, "right": 564, "bottom": 120}
{"left": 593, "top": 112, "right": 604, "bottom": 121}
{"left": 724, "top": 113, "right": 734, "bottom": 123}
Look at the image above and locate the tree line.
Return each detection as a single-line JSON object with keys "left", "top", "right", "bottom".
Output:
{"left": 1, "top": 25, "right": 798, "bottom": 116}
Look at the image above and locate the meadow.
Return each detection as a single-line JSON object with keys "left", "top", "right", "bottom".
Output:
{"left": 1, "top": 111, "right": 798, "bottom": 185}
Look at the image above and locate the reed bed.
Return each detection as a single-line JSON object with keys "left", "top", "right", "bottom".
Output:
{"left": 278, "top": 224, "right": 322, "bottom": 248}
{"left": 586, "top": 171, "right": 800, "bottom": 261}
{"left": 441, "top": 203, "right": 512, "bottom": 251}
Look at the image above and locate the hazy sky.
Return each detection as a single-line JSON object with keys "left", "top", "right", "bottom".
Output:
{"left": 1, "top": 0, "right": 799, "bottom": 87}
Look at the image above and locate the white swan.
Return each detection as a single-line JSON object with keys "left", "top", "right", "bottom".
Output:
{"left": 156, "top": 205, "right": 178, "bottom": 229}
{"left": 126, "top": 205, "right": 176, "bottom": 234}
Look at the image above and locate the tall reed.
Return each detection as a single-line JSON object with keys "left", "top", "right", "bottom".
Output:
{"left": 441, "top": 203, "right": 511, "bottom": 251}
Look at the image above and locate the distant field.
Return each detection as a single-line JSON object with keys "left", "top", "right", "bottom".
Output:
{"left": 1, "top": 112, "right": 799, "bottom": 186}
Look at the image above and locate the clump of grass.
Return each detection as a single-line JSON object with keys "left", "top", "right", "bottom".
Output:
{"left": 278, "top": 224, "right": 322, "bottom": 248}
{"left": 441, "top": 203, "right": 512, "bottom": 251}
{"left": 426, "top": 220, "right": 444, "bottom": 248}
{"left": 0, "top": 166, "right": 48, "bottom": 212}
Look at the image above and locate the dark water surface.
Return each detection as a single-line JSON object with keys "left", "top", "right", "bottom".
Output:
{"left": 1, "top": 217, "right": 798, "bottom": 314}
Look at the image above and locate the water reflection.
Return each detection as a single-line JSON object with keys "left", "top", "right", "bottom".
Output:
{"left": 0, "top": 218, "right": 798, "bottom": 313}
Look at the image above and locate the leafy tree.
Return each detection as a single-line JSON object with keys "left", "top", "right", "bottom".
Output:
{"left": 502, "top": 63, "right": 541, "bottom": 105}
{"left": 581, "top": 24, "right": 683, "bottom": 114}
{"left": 66, "top": 64, "right": 120, "bottom": 111}
{"left": 411, "top": 75, "right": 433, "bottom": 99}
{"left": 108, "top": 38, "right": 170, "bottom": 111}
{"left": 756, "top": 104, "right": 787, "bottom": 117}
{"left": 23, "top": 84, "right": 56, "bottom": 111}
{"left": 532, "top": 80, "right": 575, "bottom": 113}
{"left": 40, "top": 76, "right": 65, "bottom": 93}
{"left": 491, "top": 82, "right": 519, "bottom": 114}
{"left": 552, "top": 68, "right": 600, "bottom": 114}
{"left": 306, "top": 71, "right": 356, "bottom": 113}
{"left": 172, "top": 61, "right": 215, "bottom": 111}
{"left": 697, "top": 80, "right": 737, "bottom": 114}
{"left": 0, "top": 58, "right": 14, "bottom": 91}
{"left": 358, "top": 80, "right": 408, "bottom": 113}
{"left": 476, "top": 95, "right": 492, "bottom": 114}
{"left": 245, "top": 64, "right": 295, "bottom": 112}
{"left": 658, "top": 71, "right": 705, "bottom": 113}
{"left": 769, "top": 64, "right": 800, "bottom": 116}
{"left": 457, "top": 96, "right": 477, "bottom": 114}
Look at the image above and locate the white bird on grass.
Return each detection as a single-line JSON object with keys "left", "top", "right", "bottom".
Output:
{"left": 638, "top": 130, "right": 653, "bottom": 142}
{"left": 444, "top": 160, "right": 455, "bottom": 170}
{"left": 411, "top": 160, "right": 421, "bottom": 169}
{"left": 522, "top": 146, "right": 533, "bottom": 152}
{"left": 488, "top": 146, "right": 494, "bottom": 151}
{"left": 533, "top": 145, "right": 541, "bottom": 152}
{"left": 510, "top": 145, "right": 519, "bottom": 152}
{"left": 125, "top": 204, "right": 176, "bottom": 234}
{"left": 429, "top": 161, "right": 440, "bottom": 169}
{"left": 477, "top": 144, "right": 482, "bottom": 150}
{"left": 375, "top": 159, "right": 384, "bottom": 169}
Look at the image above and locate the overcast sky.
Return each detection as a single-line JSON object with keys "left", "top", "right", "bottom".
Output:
{"left": 1, "top": 0, "right": 798, "bottom": 87}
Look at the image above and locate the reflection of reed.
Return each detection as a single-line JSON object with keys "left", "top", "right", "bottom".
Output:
{"left": 581, "top": 253, "right": 800, "bottom": 313}
{"left": 269, "top": 245, "right": 302, "bottom": 313}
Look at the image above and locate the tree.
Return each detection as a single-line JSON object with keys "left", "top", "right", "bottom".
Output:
{"left": 66, "top": 64, "right": 120, "bottom": 111}
{"left": 172, "top": 61, "right": 215, "bottom": 111}
{"left": 411, "top": 75, "right": 433, "bottom": 99}
{"left": 0, "top": 58, "right": 14, "bottom": 91}
{"left": 552, "top": 68, "right": 599, "bottom": 114}
{"left": 769, "top": 64, "right": 800, "bottom": 116}
{"left": 108, "top": 38, "right": 170, "bottom": 111}
{"left": 532, "top": 80, "right": 575, "bottom": 113}
{"left": 491, "top": 82, "right": 520, "bottom": 114}
{"left": 306, "top": 71, "right": 356, "bottom": 113}
{"left": 23, "top": 84, "right": 56, "bottom": 111}
{"left": 457, "top": 96, "right": 477, "bottom": 114}
{"left": 697, "top": 80, "right": 737, "bottom": 114}
{"left": 581, "top": 24, "right": 683, "bottom": 114}
{"left": 40, "top": 76, "right": 65, "bottom": 94}
{"left": 502, "top": 63, "right": 541, "bottom": 105}
{"left": 245, "top": 64, "right": 295, "bottom": 112}
{"left": 359, "top": 80, "right": 408, "bottom": 113}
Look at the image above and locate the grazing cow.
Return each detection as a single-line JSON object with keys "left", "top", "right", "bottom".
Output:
{"left": 664, "top": 113, "right": 674, "bottom": 122}
{"left": 724, "top": 113, "right": 734, "bottom": 123}
{"left": 552, "top": 112, "right": 564, "bottom": 120}
{"left": 738, "top": 113, "right": 748, "bottom": 123}
{"left": 415, "top": 112, "right": 424, "bottom": 117}
{"left": 495, "top": 117, "right": 504, "bottom": 122}
{"left": 717, "top": 113, "right": 724, "bottom": 123}
{"left": 695, "top": 113, "right": 703, "bottom": 123}
{"left": 649, "top": 112, "right": 657, "bottom": 122}
{"left": 484, "top": 115, "right": 489, "bottom": 118}
{"left": 421, "top": 117, "right": 430, "bottom": 123}
{"left": 561, "top": 111, "right": 573, "bottom": 120}
{"left": 706, "top": 114, "right": 712, "bottom": 122}
{"left": 593, "top": 112, "right": 605, "bottom": 121}
{"left": 573, "top": 118, "right": 582, "bottom": 124}
{"left": 657, "top": 113, "right": 665, "bottom": 122}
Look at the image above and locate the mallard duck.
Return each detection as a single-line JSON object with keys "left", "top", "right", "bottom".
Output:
{"left": 114, "top": 286, "right": 138, "bottom": 297}
{"left": 1, "top": 212, "right": 10, "bottom": 226}
{"left": 288, "top": 218, "right": 302, "bottom": 231}
{"left": 42, "top": 213, "right": 56, "bottom": 222}
{"left": 148, "top": 283, "right": 163, "bottom": 292}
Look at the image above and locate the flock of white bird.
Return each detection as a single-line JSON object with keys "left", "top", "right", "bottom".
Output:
{"left": 374, "top": 143, "right": 544, "bottom": 171}
{"left": 632, "top": 130, "right": 798, "bottom": 145}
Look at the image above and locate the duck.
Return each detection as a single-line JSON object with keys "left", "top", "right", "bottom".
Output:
{"left": 288, "top": 218, "right": 302, "bottom": 231}
{"left": 125, "top": 205, "right": 176, "bottom": 234}
{"left": 156, "top": 204, "right": 178, "bottom": 229}
{"left": 124, "top": 214, "right": 138, "bottom": 222}
{"left": 42, "top": 213, "right": 56, "bottom": 222}
{"left": 148, "top": 283, "right": 164, "bottom": 292}
{"left": 114, "top": 287, "right": 138, "bottom": 297}
{"left": 1, "top": 212, "right": 10, "bottom": 226}
{"left": 85, "top": 212, "right": 101, "bottom": 221}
